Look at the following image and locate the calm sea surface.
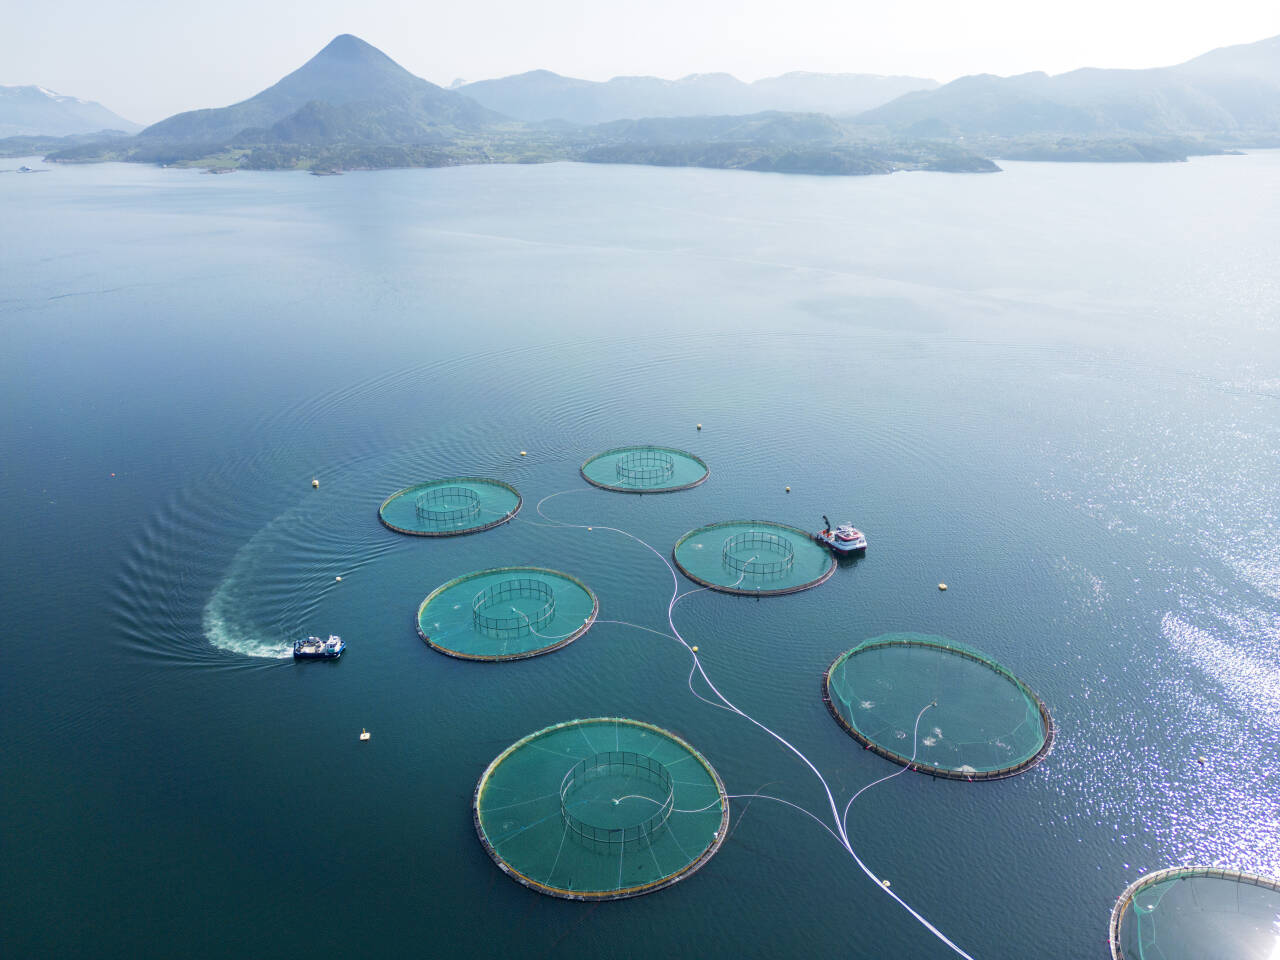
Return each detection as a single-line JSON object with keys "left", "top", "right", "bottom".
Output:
{"left": 2, "top": 153, "right": 1278, "bottom": 958}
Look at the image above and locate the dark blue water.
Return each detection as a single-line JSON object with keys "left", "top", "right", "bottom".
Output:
{"left": 3, "top": 154, "right": 1278, "bottom": 958}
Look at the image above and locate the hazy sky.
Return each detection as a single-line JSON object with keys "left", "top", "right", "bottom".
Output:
{"left": 6, "top": 0, "right": 1278, "bottom": 124}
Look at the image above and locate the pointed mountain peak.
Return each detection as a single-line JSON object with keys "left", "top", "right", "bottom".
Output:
{"left": 138, "top": 32, "right": 501, "bottom": 144}
{"left": 303, "top": 34, "right": 406, "bottom": 72}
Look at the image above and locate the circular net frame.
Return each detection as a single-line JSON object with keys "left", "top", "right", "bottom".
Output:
{"left": 379, "top": 477, "right": 520, "bottom": 536}
{"left": 560, "top": 752, "right": 675, "bottom": 850}
{"left": 673, "top": 520, "right": 835, "bottom": 596}
{"left": 1109, "top": 867, "right": 1280, "bottom": 960}
{"left": 580, "top": 445, "right": 709, "bottom": 493}
{"left": 823, "top": 633, "right": 1054, "bottom": 780}
{"left": 415, "top": 485, "right": 482, "bottom": 523}
{"left": 418, "top": 567, "right": 597, "bottom": 661}
{"left": 474, "top": 718, "right": 729, "bottom": 900}
{"left": 472, "top": 578, "right": 557, "bottom": 640}
{"left": 721, "top": 530, "right": 796, "bottom": 577}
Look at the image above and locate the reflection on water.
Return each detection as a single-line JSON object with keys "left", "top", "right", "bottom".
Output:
{"left": 2, "top": 154, "right": 1278, "bottom": 958}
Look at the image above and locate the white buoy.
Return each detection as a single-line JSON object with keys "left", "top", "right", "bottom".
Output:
{"left": 335, "top": 576, "right": 342, "bottom": 581}
{"left": 359, "top": 729, "right": 371, "bottom": 742}
{"left": 785, "top": 486, "right": 791, "bottom": 493}
{"left": 938, "top": 583, "right": 948, "bottom": 591}
{"left": 882, "top": 879, "right": 891, "bottom": 888}
{"left": 312, "top": 478, "right": 319, "bottom": 488}
{"left": 520, "top": 450, "right": 527, "bottom": 457}
{"left": 696, "top": 423, "right": 702, "bottom": 430}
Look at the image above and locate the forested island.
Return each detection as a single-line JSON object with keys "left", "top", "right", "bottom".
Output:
{"left": 3, "top": 32, "right": 1276, "bottom": 177}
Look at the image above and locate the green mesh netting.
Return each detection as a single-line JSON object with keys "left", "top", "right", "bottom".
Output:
{"left": 1110, "top": 868, "right": 1280, "bottom": 960}
{"left": 379, "top": 477, "right": 520, "bottom": 536}
{"left": 580, "top": 446, "right": 709, "bottom": 493}
{"left": 418, "top": 567, "right": 597, "bottom": 660}
{"left": 672, "top": 520, "right": 835, "bottom": 596}
{"left": 824, "top": 633, "right": 1052, "bottom": 780}
{"left": 474, "top": 718, "right": 728, "bottom": 899}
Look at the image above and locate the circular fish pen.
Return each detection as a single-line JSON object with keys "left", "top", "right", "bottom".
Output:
{"left": 379, "top": 477, "right": 521, "bottom": 536}
{"left": 417, "top": 566, "right": 597, "bottom": 661}
{"left": 473, "top": 718, "right": 728, "bottom": 900}
{"left": 1109, "top": 867, "right": 1280, "bottom": 959}
{"left": 580, "top": 445, "right": 709, "bottom": 493}
{"left": 672, "top": 520, "right": 834, "bottom": 596}
{"left": 823, "top": 633, "right": 1053, "bottom": 780}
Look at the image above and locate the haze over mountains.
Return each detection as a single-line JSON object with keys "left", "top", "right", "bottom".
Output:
{"left": 0, "top": 85, "right": 139, "bottom": 137}
{"left": 140, "top": 35, "right": 499, "bottom": 145}
{"left": 455, "top": 70, "right": 937, "bottom": 124}
{"left": 4, "top": 31, "right": 1278, "bottom": 175}
{"left": 858, "top": 34, "right": 1280, "bottom": 138}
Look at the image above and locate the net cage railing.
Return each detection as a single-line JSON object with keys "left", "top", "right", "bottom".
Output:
{"left": 826, "top": 637, "right": 1053, "bottom": 779}
{"left": 614, "top": 450, "right": 676, "bottom": 486}
{"left": 559, "top": 751, "right": 675, "bottom": 849}
{"left": 1108, "top": 867, "right": 1280, "bottom": 959}
{"left": 472, "top": 578, "right": 557, "bottom": 639}
{"left": 415, "top": 485, "right": 483, "bottom": 523}
{"left": 721, "top": 531, "right": 796, "bottom": 577}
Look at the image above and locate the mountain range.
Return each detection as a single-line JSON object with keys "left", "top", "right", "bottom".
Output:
{"left": 139, "top": 34, "right": 500, "bottom": 145}
{"left": 858, "top": 34, "right": 1280, "bottom": 139}
{"left": 0, "top": 84, "right": 139, "bottom": 138}
{"left": 455, "top": 70, "right": 936, "bottom": 124}
{"left": 5, "top": 32, "right": 1279, "bottom": 176}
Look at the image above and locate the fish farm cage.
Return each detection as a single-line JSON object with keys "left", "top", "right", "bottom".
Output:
{"left": 378, "top": 477, "right": 521, "bottom": 536}
{"left": 1109, "top": 866, "right": 1280, "bottom": 960}
{"left": 418, "top": 566, "right": 597, "bottom": 660}
{"left": 672, "top": 520, "right": 834, "bottom": 596}
{"left": 823, "top": 633, "right": 1053, "bottom": 780}
{"left": 580, "top": 445, "right": 709, "bottom": 493}
{"left": 474, "top": 718, "right": 728, "bottom": 900}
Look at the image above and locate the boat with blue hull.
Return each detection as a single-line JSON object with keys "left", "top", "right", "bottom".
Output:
{"left": 294, "top": 635, "right": 345, "bottom": 660}
{"left": 815, "top": 516, "right": 867, "bottom": 555}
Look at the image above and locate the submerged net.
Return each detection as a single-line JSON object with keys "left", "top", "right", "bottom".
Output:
{"left": 616, "top": 450, "right": 675, "bottom": 485}
{"left": 472, "top": 578, "right": 557, "bottom": 639}
{"left": 824, "top": 633, "right": 1053, "bottom": 780}
{"left": 721, "top": 530, "right": 795, "bottom": 577}
{"left": 560, "top": 752, "right": 675, "bottom": 850}
{"left": 1110, "top": 867, "right": 1280, "bottom": 960}
{"left": 474, "top": 718, "right": 728, "bottom": 899}
{"left": 673, "top": 520, "right": 834, "bottom": 595}
{"left": 379, "top": 477, "right": 520, "bottom": 536}
{"left": 580, "top": 445, "right": 709, "bottom": 493}
{"left": 415, "top": 485, "right": 482, "bottom": 524}
{"left": 418, "top": 566, "right": 597, "bottom": 660}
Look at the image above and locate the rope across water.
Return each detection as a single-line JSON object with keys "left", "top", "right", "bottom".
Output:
{"left": 527, "top": 489, "right": 976, "bottom": 959}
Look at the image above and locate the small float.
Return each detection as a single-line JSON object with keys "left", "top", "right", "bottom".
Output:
{"left": 294, "top": 635, "right": 345, "bottom": 660}
{"left": 815, "top": 516, "right": 867, "bottom": 554}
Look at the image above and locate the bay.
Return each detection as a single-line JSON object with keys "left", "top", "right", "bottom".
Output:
{"left": 2, "top": 153, "right": 1278, "bottom": 958}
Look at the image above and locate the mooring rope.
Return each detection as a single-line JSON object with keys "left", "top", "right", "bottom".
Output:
{"left": 533, "top": 489, "right": 976, "bottom": 959}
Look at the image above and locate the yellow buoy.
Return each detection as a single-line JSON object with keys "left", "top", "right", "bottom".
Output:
{"left": 587, "top": 526, "right": 593, "bottom": 531}
{"left": 520, "top": 450, "right": 527, "bottom": 456}
{"left": 691, "top": 646, "right": 699, "bottom": 653}
{"left": 938, "top": 583, "right": 948, "bottom": 591}
{"left": 882, "top": 879, "right": 891, "bottom": 888}
{"left": 312, "top": 478, "right": 319, "bottom": 488}
{"left": 696, "top": 423, "right": 702, "bottom": 430}
{"left": 785, "top": 486, "right": 791, "bottom": 493}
